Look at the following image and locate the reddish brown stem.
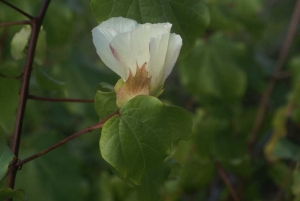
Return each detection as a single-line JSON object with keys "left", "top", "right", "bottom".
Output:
{"left": 248, "top": 0, "right": 300, "bottom": 154}
{"left": 0, "top": 73, "right": 22, "bottom": 79}
{"left": 6, "top": 0, "right": 52, "bottom": 191}
{"left": 0, "top": 20, "right": 31, "bottom": 27}
{"left": 14, "top": 111, "right": 118, "bottom": 167}
{"left": 0, "top": 0, "right": 34, "bottom": 19}
{"left": 215, "top": 162, "right": 240, "bottom": 201}
{"left": 28, "top": 94, "right": 94, "bottom": 103}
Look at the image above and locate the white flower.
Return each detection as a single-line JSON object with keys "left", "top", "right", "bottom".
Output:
{"left": 92, "top": 17, "right": 182, "bottom": 95}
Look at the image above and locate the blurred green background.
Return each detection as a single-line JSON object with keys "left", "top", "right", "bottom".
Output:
{"left": 1, "top": 0, "right": 300, "bottom": 200}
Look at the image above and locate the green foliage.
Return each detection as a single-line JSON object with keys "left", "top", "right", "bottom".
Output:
{"left": 273, "top": 138, "right": 300, "bottom": 161}
{"left": 0, "top": 188, "right": 26, "bottom": 201}
{"left": 99, "top": 95, "right": 192, "bottom": 185}
{"left": 10, "top": 26, "right": 31, "bottom": 60}
{"left": 179, "top": 33, "right": 247, "bottom": 108}
{"left": 34, "top": 66, "right": 65, "bottom": 91}
{"left": 90, "top": 0, "right": 210, "bottom": 57}
{"left": 136, "top": 164, "right": 170, "bottom": 201}
{"left": 0, "top": 128, "right": 14, "bottom": 181}
{"left": 293, "top": 164, "right": 300, "bottom": 201}
{"left": 0, "top": 78, "right": 19, "bottom": 134}
{"left": 94, "top": 90, "right": 117, "bottom": 120}
{"left": 2, "top": 0, "right": 300, "bottom": 200}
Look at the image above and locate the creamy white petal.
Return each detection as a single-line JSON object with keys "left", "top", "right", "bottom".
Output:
{"left": 92, "top": 18, "right": 138, "bottom": 78}
{"left": 163, "top": 33, "right": 182, "bottom": 81}
{"left": 109, "top": 23, "right": 172, "bottom": 79}
{"left": 148, "top": 33, "right": 170, "bottom": 92}
{"left": 97, "top": 17, "right": 138, "bottom": 38}
{"left": 92, "top": 28, "right": 126, "bottom": 78}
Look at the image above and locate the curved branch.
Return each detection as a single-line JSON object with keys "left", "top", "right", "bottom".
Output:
{"left": 0, "top": 0, "right": 34, "bottom": 19}
{"left": 248, "top": 0, "right": 300, "bottom": 154}
{"left": 28, "top": 94, "right": 94, "bottom": 103}
{"left": 14, "top": 111, "right": 119, "bottom": 167}
{"left": 215, "top": 162, "right": 240, "bottom": 201}
{"left": 0, "top": 20, "right": 31, "bottom": 27}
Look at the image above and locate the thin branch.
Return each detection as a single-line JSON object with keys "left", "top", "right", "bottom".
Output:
{"left": 248, "top": 0, "right": 300, "bottom": 154}
{"left": 215, "top": 162, "right": 240, "bottom": 201}
{"left": 0, "top": 73, "right": 22, "bottom": 79}
{"left": 6, "top": 0, "right": 52, "bottom": 191}
{"left": 272, "top": 71, "right": 291, "bottom": 81}
{"left": 0, "top": 20, "right": 31, "bottom": 27}
{"left": 28, "top": 94, "right": 94, "bottom": 103}
{"left": 14, "top": 111, "right": 119, "bottom": 167}
{"left": 0, "top": 0, "right": 34, "bottom": 19}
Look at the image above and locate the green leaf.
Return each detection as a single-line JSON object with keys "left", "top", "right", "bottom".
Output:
{"left": 273, "top": 138, "right": 300, "bottom": 161}
{"left": 0, "top": 188, "right": 26, "bottom": 201}
{"left": 166, "top": 105, "right": 192, "bottom": 142}
{"left": 136, "top": 164, "right": 170, "bottom": 201}
{"left": 34, "top": 28, "right": 47, "bottom": 65}
{"left": 0, "top": 78, "right": 20, "bottom": 134}
{"left": 100, "top": 95, "right": 172, "bottom": 185}
{"left": 94, "top": 90, "right": 118, "bottom": 120}
{"left": 90, "top": 0, "right": 210, "bottom": 57}
{"left": 292, "top": 164, "right": 300, "bottom": 201}
{"left": 35, "top": 66, "right": 65, "bottom": 91}
{"left": 10, "top": 26, "right": 31, "bottom": 60}
{"left": 179, "top": 161, "right": 215, "bottom": 190}
{"left": 179, "top": 34, "right": 247, "bottom": 107}
{"left": 0, "top": 128, "right": 14, "bottom": 181}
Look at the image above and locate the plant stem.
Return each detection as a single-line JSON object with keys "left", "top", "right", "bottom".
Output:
{"left": 6, "top": 0, "right": 52, "bottom": 192}
{"left": 248, "top": 0, "right": 300, "bottom": 154}
{"left": 15, "top": 111, "right": 118, "bottom": 167}
{"left": 0, "top": 0, "right": 34, "bottom": 19}
{"left": 28, "top": 94, "right": 94, "bottom": 103}
{"left": 215, "top": 162, "right": 240, "bottom": 201}
{"left": 0, "top": 20, "right": 31, "bottom": 27}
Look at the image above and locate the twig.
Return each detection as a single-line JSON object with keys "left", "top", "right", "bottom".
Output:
{"left": 272, "top": 71, "right": 291, "bottom": 81}
{"left": 0, "top": 0, "right": 34, "bottom": 19}
{"left": 0, "top": 20, "right": 31, "bottom": 27}
{"left": 248, "top": 0, "right": 300, "bottom": 154}
{"left": 28, "top": 94, "right": 94, "bottom": 103}
{"left": 6, "top": 0, "right": 52, "bottom": 191}
{"left": 0, "top": 73, "right": 22, "bottom": 79}
{"left": 14, "top": 111, "right": 118, "bottom": 167}
{"left": 215, "top": 162, "right": 240, "bottom": 201}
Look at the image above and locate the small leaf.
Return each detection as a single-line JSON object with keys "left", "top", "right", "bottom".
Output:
{"left": 90, "top": 0, "right": 210, "bottom": 57}
{"left": 0, "top": 127, "right": 14, "bottom": 181}
{"left": 100, "top": 95, "right": 172, "bottom": 185}
{"left": 35, "top": 66, "right": 65, "bottom": 91}
{"left": 10, "top": 26, "right": 31, "bottom": 60}
{"left": 273, "top": 138, "right": 300, "bottom": 161}
{"left": 94, "top": 90, "right": 118, "bottom": 120}
{"left": 0, "top": 188, "right": 26, "bottom": 201}
{"left": 34, "top": 28, "right": 47, "bottom": 65}
{"left": 166, "top": 105, "right": 192, "bottom": 142}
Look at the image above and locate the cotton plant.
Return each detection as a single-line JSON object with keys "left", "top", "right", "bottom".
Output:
{"left": 92, "top": 17, "right": 182, "bottom": 107}
{"left": 92, "top": 17, "right": 192, "bottom": 185}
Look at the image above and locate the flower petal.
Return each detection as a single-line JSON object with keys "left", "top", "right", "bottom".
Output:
{"left": 92, "top": 17, "right": 138, "bottom": 79}
{"left": 148, "top": 33, "right": 170, "bottom": 93}
{"left": 110, "top": 23, "right": 172, "bottom": 79}
{"left": 163, "top": 33, "right": 182, "bottom": 81}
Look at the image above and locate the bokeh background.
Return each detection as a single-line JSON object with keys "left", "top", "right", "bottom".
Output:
{"left": 1, "top": 0, "right": 300, "bottom": 200}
